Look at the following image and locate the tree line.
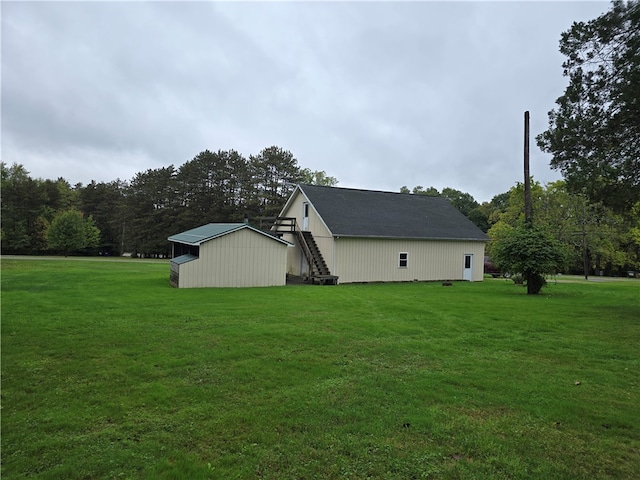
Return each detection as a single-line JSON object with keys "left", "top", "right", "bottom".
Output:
{"left": 1, "top": 146, "right": 337, "bottom": 258}
{"left": 4, "top": 145, "right": 637, "bottom": 276}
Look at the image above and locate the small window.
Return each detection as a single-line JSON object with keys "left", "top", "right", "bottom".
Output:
{"left": 399, "top": 252, "right": 408, "bottom": 268}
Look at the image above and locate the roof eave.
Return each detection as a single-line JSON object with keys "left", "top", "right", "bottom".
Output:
{"left": 168, "top": 224, "right": 246, "bottom": 245}
{"left": 296, "top": 184, "right": 335, "bottom": 236}
{"left": 170, "top": 224, "right": 294, "bottom": 246}
{"left": 276, "top": 184, "right": 303, "bottom": 218}
{"left": 333, "top": 234, "right": 489, "bottom": 242}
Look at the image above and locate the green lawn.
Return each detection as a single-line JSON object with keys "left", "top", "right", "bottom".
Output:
{"left": 2, "top": 258, "right": 639, "bottom": 479}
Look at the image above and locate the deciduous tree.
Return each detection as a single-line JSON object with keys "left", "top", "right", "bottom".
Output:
{"left": 47, "top": 209, "right": 100, "bottom": 256}
{"left": 299, "top": 168, "right": 338, "bottom": 186}
{"left": 491, "top": 224, "right": 569, "bottom": 294}
{"left": 401, "top": 185, "right": 489, "bottom": 230}
{"left": 537, "top": 0, "right": 640, "bottom": 214}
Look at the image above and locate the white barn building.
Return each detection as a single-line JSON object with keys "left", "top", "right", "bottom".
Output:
{"left": 275, "top": 185, "right": 490, "bottom": 284}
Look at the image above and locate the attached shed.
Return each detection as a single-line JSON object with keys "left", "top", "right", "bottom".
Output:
{"left": 168, "top": 223, "right": 292, "bottom": 288}
{"left": 275, "top": 184, "right": 490, "bottom": 283}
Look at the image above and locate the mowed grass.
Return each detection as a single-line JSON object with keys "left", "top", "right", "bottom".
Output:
{"left": 1, "top": 259, "right": 639, "bottom": 479}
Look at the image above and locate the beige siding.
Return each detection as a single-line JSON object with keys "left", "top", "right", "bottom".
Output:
{"left": 280, "top": 191, "right": 335, "bottom": 275}
{"left": 334, "top": 238, "right": 486, "bottom": 283}
{"left": 177, "top": 228, "right": 288, "bottom": 288}
{"left": 281, "top": 232, "right": 302, "bottom": 275}
{"left": 280, "top": 189, "right": 486, "bottom": 282}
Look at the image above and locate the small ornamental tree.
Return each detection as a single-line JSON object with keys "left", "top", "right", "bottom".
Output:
{"left": 47, "top": 209, "right": 101, "bottom": 256}
{"left": 491, "top": 224, "right": 568, "bottom": 294}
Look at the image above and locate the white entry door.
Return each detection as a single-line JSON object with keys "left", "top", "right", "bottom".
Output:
{"left": 301, "top": 202, "right": 310, "bottom": 275}
{"left": 463, "top": 254, "right": 473, "bottom": 281}
{"left": 302, "top": 202, "right": 309, "bottom": 230}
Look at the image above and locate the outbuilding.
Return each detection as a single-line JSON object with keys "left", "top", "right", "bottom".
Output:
{"left": 168, "top": 223, "right": 292, "bottom": 288}
{"left": 274, "top": 184, "right": 490, "bottom": 283}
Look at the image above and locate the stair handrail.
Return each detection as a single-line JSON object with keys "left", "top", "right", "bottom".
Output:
{"left": 296, "top": 230, "right": 317, "bottom": 275}
{"left": 301, "top": 231, "right": 332, "bottom": 275}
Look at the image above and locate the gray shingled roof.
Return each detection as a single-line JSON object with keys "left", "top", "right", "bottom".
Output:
{"left": 299, "top": 184, "right": 489, "bottom": 241}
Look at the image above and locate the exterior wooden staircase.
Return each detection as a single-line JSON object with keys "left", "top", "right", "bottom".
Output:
{"left": 265, "top": 217, "right": 338, "bottom": 284}
{"left": 298, "top": 230, "right": 328, "bottom": 274}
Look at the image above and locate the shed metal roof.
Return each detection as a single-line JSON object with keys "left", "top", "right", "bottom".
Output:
{"left": 168, "top": 223, "right": 292, "bottom": 246}
{"left": 293, "top": 184, "right": 489, "bottom": 241}
{"left": 170, "top": 253, "right": 198, "bottom": 265}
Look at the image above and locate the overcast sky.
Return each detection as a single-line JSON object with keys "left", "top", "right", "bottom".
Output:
{"left": 2, "top": 1, "right": 608, "bottom": 203}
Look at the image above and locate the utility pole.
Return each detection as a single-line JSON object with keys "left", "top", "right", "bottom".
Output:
{"left": 570, "top": 196, "right": 590, "bottom": 280}
{"left": 582, "top": 223, "right": 588, "bottom": 280}
{"left": 571, "top": 220, "right": 589, "bottom": 280}
{"left": 524, "top": 111, "right": 532, "bottom": 226}
{"left": 121, "top": 222, "right": 125, "bottom": 256}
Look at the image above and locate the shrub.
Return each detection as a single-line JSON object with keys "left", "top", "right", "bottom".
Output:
{"left": 491, "top": 224, "right": 568, "bottom": 294}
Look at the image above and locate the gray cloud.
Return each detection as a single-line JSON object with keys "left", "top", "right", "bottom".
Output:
{"left": 2, "top": 1, "right": 608, "bottom": 201}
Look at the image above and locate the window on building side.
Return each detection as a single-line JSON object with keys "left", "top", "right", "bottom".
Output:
{"left": 399, "top": 252, "right": 408, "bottom": 268}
